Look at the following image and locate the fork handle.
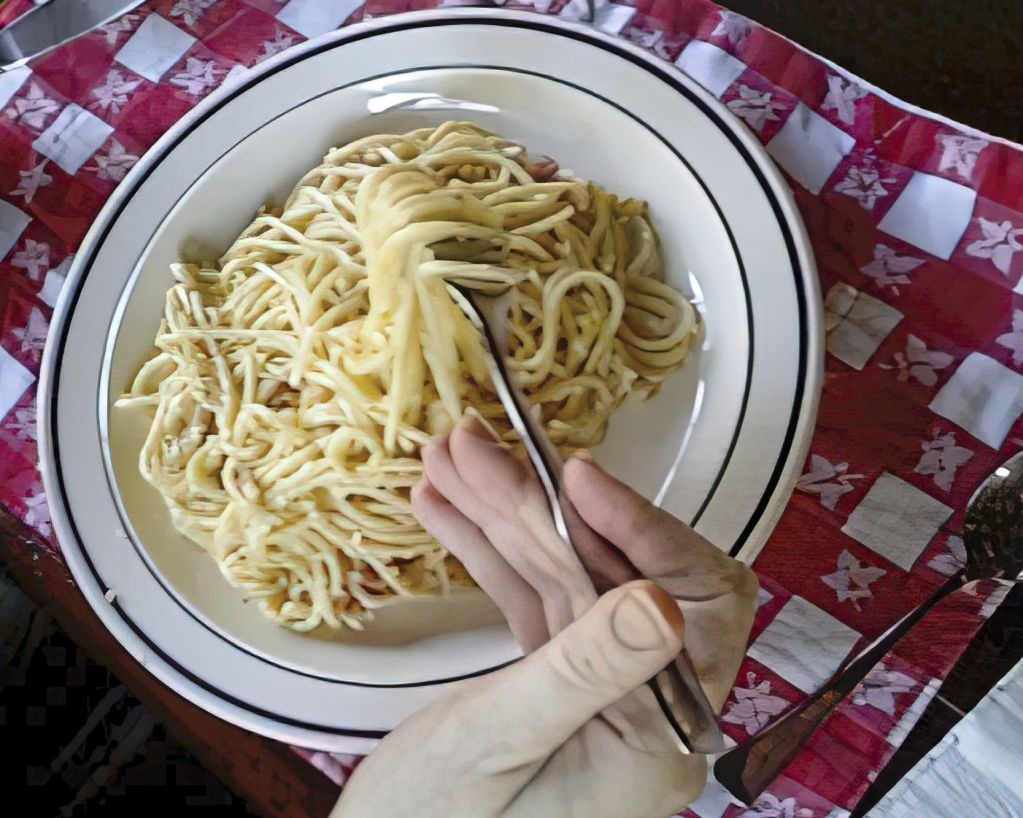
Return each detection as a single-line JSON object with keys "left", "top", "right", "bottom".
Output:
{"left": 714, "top": 573, "right": 960, "bottom": 803}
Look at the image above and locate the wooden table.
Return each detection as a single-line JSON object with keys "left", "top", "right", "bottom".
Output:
{"left": 3, "top": 3, "right": 1021, "bottom": 816}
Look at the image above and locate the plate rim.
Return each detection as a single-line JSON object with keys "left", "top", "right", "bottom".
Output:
{"left": 37, "top": 7, "right": 823, "bottom": 750}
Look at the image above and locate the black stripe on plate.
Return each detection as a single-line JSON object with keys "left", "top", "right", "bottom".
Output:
{"left": 49, "top": 13, "right": 808, "bottom": 736}
{"left": 93, "top": 64, "right": 755, "bottom": 687}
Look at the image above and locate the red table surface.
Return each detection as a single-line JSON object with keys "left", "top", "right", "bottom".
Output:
{"left": 0, "top": 1, "right": 1019, "bottom": 815}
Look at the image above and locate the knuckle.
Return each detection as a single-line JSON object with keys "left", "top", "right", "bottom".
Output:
{"left": 732, "top": 562, "right": 760, "bottom": 599}
{"left": 549, "top": 640, "right": 617, "bottom": 695}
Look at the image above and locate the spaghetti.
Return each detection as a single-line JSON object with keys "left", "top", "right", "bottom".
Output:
{"left": 118, "top": 122, "right": 697, "bottom": 632}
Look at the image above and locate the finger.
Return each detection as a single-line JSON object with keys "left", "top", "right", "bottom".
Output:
{"left": 420, "top": 432, "right": 494, "bottom": 524}
{"left": 566, "top": 456, "right": 757, "bottom": 712}
{"left": 563, "top": 456, "right": 747, "bottom": 599}
{"left": 464, "top": 581, "right": 684, "bottom": 761}
{"left": 680, "top": 594, "right": 756, "bottom": 712}
{"left": 504, "top": 721, "right": 707, "bottom": 818}
{"left": 421, "top": 418, "right": 535, "bottom": 534}
{"left": 448, "top": 414, "right": 537, "bottom": 513}
{"left": 561, "top": 493, "right": 640, "bottom": 592}
{"left": 411, "top": 476, "right": 549, "bottom": 652}
{"left": 443, "top": 416, "right": 598, "bottom": 631}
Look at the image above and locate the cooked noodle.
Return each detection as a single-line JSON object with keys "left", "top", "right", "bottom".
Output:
{"left": 117, "top": 122, "right": 697, "bottom": 631}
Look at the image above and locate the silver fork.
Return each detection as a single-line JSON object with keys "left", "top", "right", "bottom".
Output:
{"left": 448, "top": 282, "right": 727, "bottom": 755}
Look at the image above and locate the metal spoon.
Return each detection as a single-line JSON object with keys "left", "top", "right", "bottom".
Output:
{"left": 848, "top": 451, "right": 1023, "bottom": 815}
{"left": 714, "top": 450, "right": 1023, "bottom": 805}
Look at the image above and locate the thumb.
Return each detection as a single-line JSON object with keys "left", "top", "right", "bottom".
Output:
{"left": 479, "top": 580, "right": 684, "bottom": 760}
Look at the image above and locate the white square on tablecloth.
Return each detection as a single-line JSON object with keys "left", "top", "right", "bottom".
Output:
{"left": 825, "top": 283, "right": 903, "bottom": 370}
{"left": 0, "top": 65, "right": 31, "bottom": 108}
{"left": 558, "top": 0, "right": 594, "bottom": 21}
{"left": 687, "top": 743, "right": 739, "bottom": 818}
{"left": 688, "top": 778, "right": 738, "bottom": 818}
{"left": 0, "top": 199, "right": 31, "bottom": 262}
{"left": 592, "top": 3, "right": 635, "bottom": 35}
{"left": 32, "top": 104, "right": 114, "bottom": 175}
{"left": 674, "top": 40, "right": 747, "bottom": 99}
{"left": 841, "top": 472, "right": 952, "bottom": 570}
{"left": 766, "top": 102, "right": 856, "bottom": 194}
{"left": 877, "top": 171, "right": 977, "bottom": 260}
{"left": 38, "top": 256, "right": 72, "bottom": 308}
{"left": 824, "top": 809, "right": 851, "bottom": 818}
{"left": 114, "top": 14, "right": 196, "bottom": 83}
{"left": 0, "top": 348, "right": 35, "bottom": 421}
{"left": 929, "top": 352, "right": 1023, "bottom": 449}
{"left": 747, "top": 596, "right": 860, "bottom": 693}
{"left": 277, "top": 0, "right": 361, "bottom": 38}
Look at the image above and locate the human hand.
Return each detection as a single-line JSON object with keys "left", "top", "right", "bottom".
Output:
{"left": 332, "top": 415, "right": 758, "bottom": 818}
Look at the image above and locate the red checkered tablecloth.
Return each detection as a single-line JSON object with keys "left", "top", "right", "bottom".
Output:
{"left": 0, "top": 0, "right": 32, "bottom": 29}
{"left": 1, "top": 2, "right": 1018, "bottom": 815}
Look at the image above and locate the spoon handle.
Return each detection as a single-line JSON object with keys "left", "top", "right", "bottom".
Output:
{"left": 714, "top": 572, "right": 961, "bottom": 804}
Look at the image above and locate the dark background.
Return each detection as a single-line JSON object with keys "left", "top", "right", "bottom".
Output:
{"left": 729, "top": 0, "right": 1023, "bottom": 141}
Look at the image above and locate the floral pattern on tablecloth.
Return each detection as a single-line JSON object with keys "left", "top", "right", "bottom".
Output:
{"left": 1, "top": 1, "right": 1019, "bottom": 814}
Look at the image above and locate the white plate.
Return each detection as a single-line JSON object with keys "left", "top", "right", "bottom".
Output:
{"left": 39, "top": 9, "right": 822, "bottom": 753}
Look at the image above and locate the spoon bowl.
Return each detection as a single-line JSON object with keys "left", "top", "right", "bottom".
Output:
{"left": 714, "top": 450, "right": 1023, "bottom": 804}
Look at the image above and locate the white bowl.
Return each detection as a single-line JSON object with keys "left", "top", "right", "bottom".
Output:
{"left": 40, "top": 9, "right": 822, "bottom": 752}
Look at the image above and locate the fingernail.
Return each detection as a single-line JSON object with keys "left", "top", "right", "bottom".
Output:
{"left": 570, "top": 449, "right": 594, "bottom": 463}
{"left": 461, "top": 413, "right": 494, "bottom": 440}
{"left": 610, "top": 584, "right": 684, "bottom": 651}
